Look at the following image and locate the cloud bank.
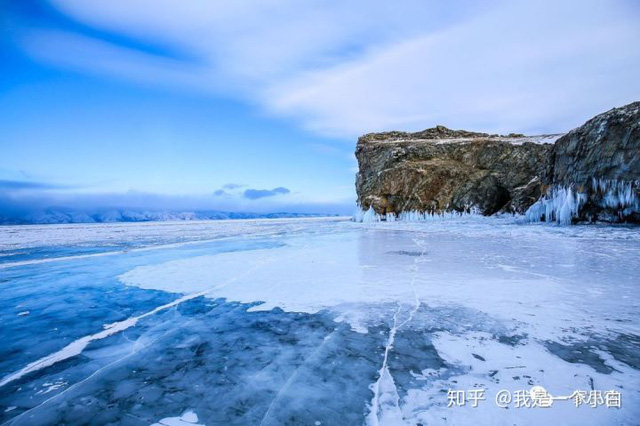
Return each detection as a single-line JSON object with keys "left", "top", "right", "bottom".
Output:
{"left": 0, "top": 180, "right": 351, "bottom": 224}
{"left": 0, "top": 179, "right": 71, "bottom": 190}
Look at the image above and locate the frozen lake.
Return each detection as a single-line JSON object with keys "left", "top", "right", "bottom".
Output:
{"left": 1, "top": 217, "right": 639, "bottom": 425}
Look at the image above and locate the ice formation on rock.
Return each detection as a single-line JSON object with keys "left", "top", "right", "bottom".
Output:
{"left": 526, "top": 179, "right": 639, "bottom": 224}
{"left": 353, "top": 207, "right": 481, "bottom": 223}
{"left": 594, "top": 178, "right": 639, "bottom": 213}
{"left": 525, "top": 187, "right": 587, "bottom": 225}
{"left": 353, "top": 207, "right": 384, "bottom": 223}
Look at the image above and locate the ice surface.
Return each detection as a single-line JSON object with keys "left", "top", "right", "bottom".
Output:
{"left": 0, "top": 217, "right": 345, "bottom": 267}
{"left": 1, "top": 217, "right": 639, "bottom": 425}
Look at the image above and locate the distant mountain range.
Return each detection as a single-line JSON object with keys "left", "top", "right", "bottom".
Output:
{"left": 0, "top": 209, "right": 337, "bottom": 225}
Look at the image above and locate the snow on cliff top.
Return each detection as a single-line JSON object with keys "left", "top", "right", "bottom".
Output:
{"left": 359, "top": 125, "right": 564, "bottom": 145}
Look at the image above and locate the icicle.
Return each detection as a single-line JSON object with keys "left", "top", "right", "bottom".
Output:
{"left": 594, "top": 179, "right": 639, "bottom": 210}
{"left": 526, "top": 179, "right": 639, "bottom": 225}
{"left": 353, "top": 207, "right": 384, "bottom": 222}
{"left": 354, "top": 207, "right": 482, "bottom": 223}
{"left": 395, "top": 209, "right": 480, "bottom": 222}
{"left": 525, "top": 186, "right": 586, "bottom": 225}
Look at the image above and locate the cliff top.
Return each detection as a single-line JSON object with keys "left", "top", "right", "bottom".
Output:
{"left": 358, "top": 125, "right": 561, "bottom": 145}
{"left": 358, "top": 125, "right": 519, "bottom": 142}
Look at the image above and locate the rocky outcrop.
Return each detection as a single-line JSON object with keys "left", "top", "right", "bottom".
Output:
{"left": 526, "top": 102, "right": 640, "bottom": 224}
{"left": 355, "top": 126, "right": 557, "bottom": 217}
{"left": 355, "top": 103, "right": 640, "bottom": 224}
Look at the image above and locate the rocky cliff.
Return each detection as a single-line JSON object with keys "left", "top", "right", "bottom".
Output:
{"left": 355, "top": 126, "right": 557, "bottom": 218}
{"left": 526, "top": 102, "right": 640, "bottom": 224}
{"left": 355, "top": 102, "right": 640, "bottom": 224}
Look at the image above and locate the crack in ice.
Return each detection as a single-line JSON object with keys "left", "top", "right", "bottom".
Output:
{"left": 259, "top": 329, "right": 338, "bottom": 426}
{"left": 1, "top": 312, "right": 207, "bottom": 426}
{"left": 368, "top": 239, "right": 425, "bottom": 426}
{"left": 0, "top": 252, "right": 280, "bottom": 389}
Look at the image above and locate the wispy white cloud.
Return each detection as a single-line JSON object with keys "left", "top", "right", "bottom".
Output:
{"left": 22, "top": 29, "right": 211, "bottom": 89}
{"left": 269, "top": 0, "right": 640, "bottom": 135}
{"left": 19, "top": 0, "right": 640, "bottom": 137}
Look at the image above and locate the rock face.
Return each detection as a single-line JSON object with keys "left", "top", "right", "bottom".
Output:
{"left": 355, "top": 126, "right": 557, "bottom": 216}
{"left": 552, "top": 103, "right": 640, "bottom": 186}
{"left": 526, "top": 102, "right": 640, "bottom": 224}
{"left": 355, "top": 103, "right": 640, "bottom": 223}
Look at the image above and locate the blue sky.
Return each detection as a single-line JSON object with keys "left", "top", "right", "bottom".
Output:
{"left": 1, "top": 0, "right": 639, "bottom": 216}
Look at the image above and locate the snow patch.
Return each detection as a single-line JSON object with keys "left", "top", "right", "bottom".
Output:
{"left": 402, "top": 331, "right": 635, "bottom": 425}
{"left": 152, "top": 410, "right": 202, "bottom": 426}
